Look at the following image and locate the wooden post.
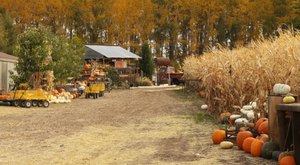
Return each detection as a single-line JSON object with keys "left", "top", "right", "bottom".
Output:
{"left": 268, "top": 95, "right": 282, "bottom": 145}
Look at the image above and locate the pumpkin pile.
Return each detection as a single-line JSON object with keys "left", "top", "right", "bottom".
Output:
{"left": 211, "top": 99, "right": 296, "bottom": 164}
{"left": 49, "top": 89, "right": 76, "bottom": 104}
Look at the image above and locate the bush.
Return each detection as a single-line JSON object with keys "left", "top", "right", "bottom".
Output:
{"left": 106, "top": 66, "right": 120, "bottom": 87}
{"left": 135, "top": 77, "right": 153, "bottom": 86}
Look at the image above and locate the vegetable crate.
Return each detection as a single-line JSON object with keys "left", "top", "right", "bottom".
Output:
{"left": 85, "top": 82, "right": 105, "bottom": 99}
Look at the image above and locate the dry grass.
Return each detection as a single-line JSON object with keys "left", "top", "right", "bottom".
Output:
{"left": 183, "top": 31, "right": 300, "bottom": 115}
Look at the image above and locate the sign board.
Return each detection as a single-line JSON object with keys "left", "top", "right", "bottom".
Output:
{"left": 115, "top": 60, "right": 127, "bottom": 68}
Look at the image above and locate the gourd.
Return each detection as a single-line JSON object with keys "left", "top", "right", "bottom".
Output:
{"left": 262, "top": 141, "right": 279, "bottom": 159}
{"left": 220, "top": 141, "right": 234, "bottom": 149}
{"left": 255, "top": 118, "right": 268, "bottom": 130}
{"left": 258, "top": 121, "right": 269, "bottom": 134}
{"left": 273, "top": 83, "right": 291, "bottom": 95}
{"left": 283, "top": 96, "right": 295, "bottom": 103}
{"left": 242, "top": 105, "right": 253, "bottom": 110}
{"left": 211, "top": 130, "right": 226, "bottom": 144}
{"left": 201, "top": 104, "right": 208, "bottom": 110}
{"left": 250, "top": 139, "right": 264, "bottom": 157}
{"left": 243, "top": 137, "right": 255, "bottom": 153}
{"left": 237, "top": 131, "right": 253, "bottom": 149}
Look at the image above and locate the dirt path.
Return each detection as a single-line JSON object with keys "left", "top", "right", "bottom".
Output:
{"left": 0, "top": 88, "right": 276, "bottom": 164}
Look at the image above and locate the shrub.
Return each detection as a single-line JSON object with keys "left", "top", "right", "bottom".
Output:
{"left": 136, "top": 77, "right": 153, "bottom": 86}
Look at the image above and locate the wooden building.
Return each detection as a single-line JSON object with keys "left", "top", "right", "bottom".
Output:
{"left": 0, "top": 52, "right": 17, "bottom": 91}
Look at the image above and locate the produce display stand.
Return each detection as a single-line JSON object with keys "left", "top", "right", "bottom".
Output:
{"left": 276, "top": 103, "right": 300, "bottom": 165}
{"left": 82, "top": 63, "right": 106, "bottom": 99}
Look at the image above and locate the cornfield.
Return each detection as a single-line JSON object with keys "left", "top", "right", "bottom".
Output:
{"left": 183, "top": 31, "right": 300, "bottom": 115}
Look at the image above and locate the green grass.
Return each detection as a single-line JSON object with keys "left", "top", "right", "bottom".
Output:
{"left": 173, "top": 88, "right": 217, "bottom": 124}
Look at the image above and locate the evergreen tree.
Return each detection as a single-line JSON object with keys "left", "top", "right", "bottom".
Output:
{"left": 140, "top": 43, "right": 155, "bottom": 79}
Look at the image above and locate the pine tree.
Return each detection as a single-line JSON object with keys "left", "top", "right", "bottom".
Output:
{"left": 140, "top": 43, "right": 155, "bottom": 79}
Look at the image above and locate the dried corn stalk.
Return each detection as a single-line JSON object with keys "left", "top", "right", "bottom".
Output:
{"left": 183, "top": 31, "right": 300, "bottom": 115}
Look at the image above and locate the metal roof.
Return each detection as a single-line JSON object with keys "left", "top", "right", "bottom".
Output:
{"left": 0, "top": 52, "right": 17, "bottom": 62}
{"left": 85, "top": 45, "right": 141, "bottom": 60}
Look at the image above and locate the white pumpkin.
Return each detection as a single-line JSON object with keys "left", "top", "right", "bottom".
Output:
{"left": 246, "top": 111, "right": 255, "bottom": 120}
{"left": 273, "top": 83, "right": 291, "bottom": 95}
{"left": 230, "top": 114, "right": 241, "bottom": 120}
{"left": 242, "top": 105, "right": 253, "bottom": 110}
{"left": 220, "top": 141, "right": 234, "bottom": 149}
{"left": 201, "top": 104, "right": 208, "bottom": 110}
{"left": 235, "top": 118, "right": 249, "bottom": 125}
{"left": 249, "top": 101, "right": 257, "bottom": 109}
{"left": 240, "top": 108, "right": 252, "bottom": 115}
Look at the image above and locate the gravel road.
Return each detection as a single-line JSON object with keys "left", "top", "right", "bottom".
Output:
{"left": 0, "top": 88, "right": 276, "bottom": 164}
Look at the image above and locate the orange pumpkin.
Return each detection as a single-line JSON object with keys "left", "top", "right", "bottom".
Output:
{"left": 251, "top": 139, "right": 264, "bottom": 157}
{"left": 52, "top": 90, "right": 59, "bottom": 96}
{"left": 237, "top": 131, "right": 253, "bottom": 149}
{"left": 88, "top": 76, "right": 95, "bottom": 81}
{"left": 258, "top": 121, "right": 269, "bottom": 134}
{"left": 243, "top": 137, "right": 255, "bottom": 153}
{"left": 255, "top": 118, "right": 268, "bottom": 130}
{"left": 279, "top": 155, "right": 296, "bottom": 165}
{"left": 84, "top": 64, "right": 91, "bottom": 69}
{"left": 58, "top": 88, "right": 65, "bottom": 93}
{"left": 258, "top": 134, "right": 269, "bottom": 143}
{"left": 211, "top": 130, "right": 226, "bottom": 144}
{"left": 199, "top": 91, "right": 205, "bottom": 98}
{"left": 248, "top": 122, "right": 255, "bottom": 129}
{"left": 278, "top": 151, "right": 294, "bottom": 164}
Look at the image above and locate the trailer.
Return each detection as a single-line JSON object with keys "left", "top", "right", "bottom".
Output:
{"left": 0, "top": 88, "right": 50, "bottom": 108}
{"left": 85, "top": 82, "right": 105, "bottom": 99}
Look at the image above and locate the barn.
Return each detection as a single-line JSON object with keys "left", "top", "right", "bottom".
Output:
{"left": 0, "top": 52, "right": 17, "bottom": 92}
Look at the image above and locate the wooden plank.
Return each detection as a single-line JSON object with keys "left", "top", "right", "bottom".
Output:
{"left": 292, "top": 112, "right": 300, "bottom": 165}
{"left": 268, "top": 96, "right": 282, "bottom": 145}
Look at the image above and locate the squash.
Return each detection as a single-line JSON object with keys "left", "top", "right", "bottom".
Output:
{"left": 272, "top": 151, "right": 282, "bottom": 161}
{"left": 201, "top": 104, "right": 208, "bottom": 110}
{"left": 283, "top": 96, "right": 295, "bottom": 103}
{"left": 255, "top": 118, "right": 268, "bottom": 130}
{"left": 211, "top": 130, "right": 226, "bottom": 144}
{"left": 240, "top": 108, "right": 252, "bottom": 115}
{"left": 262, "top": 141, "right": 280, "bottom": 159}
{"left": 220, "top": 141, "right": 234, "bottom": 149}
{"left": 243, "top": 137, "right": 255, "bottom": 153}
{"left": 279, "top": 155, "right": 296, "bottom": 165}
{"left": 273, "top": 83, "right": 291, "bottom": 95}
{"left": 237, "top": 131, "right": 253, "bottom": 149}
{"left": 258, "top": 121, "right": 269, "bottom": 134}
{"left": 250, "top": 139, "right": 264, "bottom": 157}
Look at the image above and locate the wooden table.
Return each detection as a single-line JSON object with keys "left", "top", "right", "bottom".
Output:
{"left": 276, "top": 103, "right": 300, "bottom": 164}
